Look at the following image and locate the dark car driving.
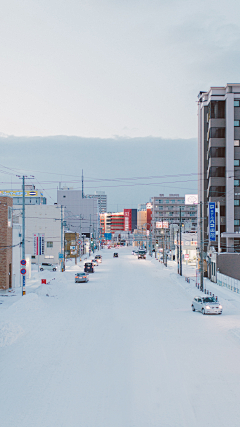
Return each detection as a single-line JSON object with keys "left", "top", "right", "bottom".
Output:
{"left": 113, "top": 253, "right": 118, "bottom": 257}
{"left": 84, "top": 262, "right": 94, "bottom": 273}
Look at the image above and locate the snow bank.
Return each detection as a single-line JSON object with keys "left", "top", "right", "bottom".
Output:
{"left": 0, "top": 321, "right": 24, "bottom": 347}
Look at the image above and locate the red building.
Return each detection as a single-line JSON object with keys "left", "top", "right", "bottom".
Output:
{"left": 146, "top": 203, "right": 152, "bottom": 231}
{"left": 124, "top": 209, "right": 137, "bottom": 232}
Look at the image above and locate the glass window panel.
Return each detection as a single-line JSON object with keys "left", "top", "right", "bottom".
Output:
{"left": 234, "top": 160, "right": 240, "bottom": 166}
{"left": 234, "top": 121, "right": 240, "bottom": 127}
{"left": 234, "top": 100, "right": 240, "bottom": 107}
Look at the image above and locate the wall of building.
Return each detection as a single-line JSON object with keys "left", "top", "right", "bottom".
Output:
{"left": 17, "top": 205, "right": 62, "bottom": 265}
{"left": 0, "top": 197, "right": 13, "bottom": 290}
{"left": 57, "top": 189, "right": 98, "bottom": 235}
{"left": 217, "top": 253, "right": 240, "bottom": 280}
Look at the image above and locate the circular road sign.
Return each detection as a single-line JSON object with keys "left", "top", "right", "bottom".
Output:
{"left": 20, "top": 268, "right": 27, "bottom": 275}
{"left": 20, "top": 259, "right": 27, "bottom": 266}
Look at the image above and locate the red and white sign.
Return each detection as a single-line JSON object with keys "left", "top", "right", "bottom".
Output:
{"left": 156, "top": 221, "right": 169, "bottom": 229}
{"left": 184, "top": 254, "right": 189, "bottom": 260}
{"left": 124, "top": 209, "right": 132, "bottom": 231}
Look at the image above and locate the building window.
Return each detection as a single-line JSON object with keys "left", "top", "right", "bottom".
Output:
{"left": 234, "top": 140, "right": 240, "bottom": 146}
{"left": 234, "top": 180, "right": 240, "bottom": 186}
{"left": 234, "top": 160, "right": 240, "bottom": 166}
{"left": 234, "top": 121, "right": 240, "bottom": 127}
{"left": 234, "top": 200, "right": 240, "bottom": 206}
{"left": 234, "top": 220, "right": 240, "bottom": 226}
{"left": 165, "top": 200, "right": 169, "bottom": 203}
{"left": 171, "top": 200, "right": 175, "bottom": 203}
{"left": 47, "top": 241, "right": 53, "bottom": 248}
{"left": 234, "top": 100, "right": 240, "bottom": 107}
{"left": 45, "top": 255, "right": 54, "bottom": 259}
{"left": 8, "top": 207, "right": 12, "bottom": 227}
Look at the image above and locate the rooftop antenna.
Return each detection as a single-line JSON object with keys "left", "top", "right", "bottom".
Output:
{"left": 82, "top": 170, "right": 84, "bottom": 198}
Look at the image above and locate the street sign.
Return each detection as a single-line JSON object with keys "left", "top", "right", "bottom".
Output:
{"left": 58, "top": 253, "right": 64, "bottom": 259}
{"left": 209, "top": 202, "right": 216, "bottom": 241}
{"left": 20, "top": 268, "right": 27, "bottom": 275}
{"left": 20, "top": 259, "right": 26, "bottom": 266}
{"left": 184, "top": 254, "right": 189, "bottom": 260}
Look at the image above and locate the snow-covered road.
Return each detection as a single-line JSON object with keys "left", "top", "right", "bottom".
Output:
{"left": 1, "top": 247, "right": 240, "bottom": 427}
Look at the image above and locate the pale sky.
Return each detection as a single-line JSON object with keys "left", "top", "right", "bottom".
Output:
{"left": 1, "top": 0, "right": 240, "bottom": 139}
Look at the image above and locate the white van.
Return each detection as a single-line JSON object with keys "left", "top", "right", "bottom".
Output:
{"left": 40, "top": 263, "right": 57, "bottom": 272}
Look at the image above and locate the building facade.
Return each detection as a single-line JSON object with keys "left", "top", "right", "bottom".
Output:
{"left": 0, "top": 185, "right": 46, "bottom": 206}
{"left": 86, "top": 191, "right": 107, "bottom": 213}
{"left": 0, "top": 197, "right": 13, "bottom": 290}
{"left": 57, "top": 189, "right": 99, "bottom": 236}
{"left": 151, "top": 194, "right": 197, "bottom": 245}
{"left": 198, "top": 84, "right": 240, "bottom": 254}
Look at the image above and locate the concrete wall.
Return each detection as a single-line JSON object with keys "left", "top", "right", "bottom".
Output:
{"left": 217, "top": 253, "right": 240, "bottom": 280}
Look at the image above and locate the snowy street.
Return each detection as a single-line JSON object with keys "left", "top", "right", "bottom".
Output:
{"left": 1, "top": 246, "right": 240, "bottom": 427}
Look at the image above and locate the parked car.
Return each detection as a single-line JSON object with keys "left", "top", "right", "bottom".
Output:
{"left": 84, "top": 262, "right": 94, "bottom": 273}
{"left": 40, "top": 263, "right": 57, "bottom": 272}
{"left": 75, "top": 273, "right": 89, "bottom": 283}
{"left": 191, "top": 296, "right": 222, "bottom": 315}
{"left": 113, "top": 253, "right": 118, "bottom": 257}
{"left": 95, "top": 255, "right": 102, "bottom": 263}
{"left": 91, "top": 259, "right": 98, "bottom": 266}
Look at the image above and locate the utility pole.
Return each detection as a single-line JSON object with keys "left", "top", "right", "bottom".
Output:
{"left": 79, "top": 215, "right": 82, "bottom": 260}
{"left": 200, "top": 201, "right": 204, "bottom": 291}
{"left": 179, "top": 207, "right": 182, "bottom": 276}
{"left": 162, "top": 231, "right": 164, "bottom": 265}
{"left": 90, "top": 214, "right": 92, "bottom": 256}
{"left": 22, "top": 176, "right": 26, "bottom": 295}
{"left": 177, "top": 230, "right": 179, "bottom": 274}
{"left": 82, "top": 170, "right": 84, "bottom": 198}
{"left": 61, "top": 205, "right": 64, "bottom": 272}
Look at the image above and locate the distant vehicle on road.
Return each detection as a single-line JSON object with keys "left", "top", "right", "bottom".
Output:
{"left": 132, "top": 250, "right": 138, "bottom": 255}
{"left": 40, "top": 263, "right": 57, "bottom": 272}
{"left": 91, "top": 259, "right": 98, "bottom": 266}
{"left": 191, "top": 296, "right": 222, "bottom": 315}
{"left": 84, "top": 262, "right": 94, "bottom": 273}
{"left": 138, "top": 250, "right": 146, "bottom": 259}
{"left": 75, "top": 273, "right": 89, "bottom": 283}
{"left": 95, "top": 255, "right": 102, "bottom": 263}
{"left": 113, "top": 253, "right": 118, "bottom": 257}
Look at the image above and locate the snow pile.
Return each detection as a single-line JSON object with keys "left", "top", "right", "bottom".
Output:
{"left": 0, "top": 321, "right": 24, "bottom": 347}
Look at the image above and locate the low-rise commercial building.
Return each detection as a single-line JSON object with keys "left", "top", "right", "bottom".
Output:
{"left": 0, "top": 197, "right": 13, "bottom": 290}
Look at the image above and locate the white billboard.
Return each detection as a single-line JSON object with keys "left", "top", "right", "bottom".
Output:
{"left": 185, "top": 194, "right": 198, "bottom": 205}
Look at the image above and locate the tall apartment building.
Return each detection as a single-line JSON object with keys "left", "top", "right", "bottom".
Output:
{"left": 198, "top": 84, "right": 240, "bottom": 253}
{"left": 151, "top": 194, "right": 197, "bottom": 243}
{"left": 86, "top": 191, "right": 107, "bottom": 213}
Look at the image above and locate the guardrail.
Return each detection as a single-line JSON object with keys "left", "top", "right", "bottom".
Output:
{"left": 217, "top": 272, "right": 240, "bottom": 294}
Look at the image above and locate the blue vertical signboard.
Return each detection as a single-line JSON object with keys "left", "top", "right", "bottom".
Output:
{"left": 209, "top": 202, "right": 216, "bottom": 241}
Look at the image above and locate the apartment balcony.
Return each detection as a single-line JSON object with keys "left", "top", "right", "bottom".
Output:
{"left": 209, "top": 118, "right": 226, "bottom": 128}
{"left": 207, "top": 157, "right": 225, "bottom": 179}
{"left": 207, "top": 177, "right": 226, "bottom": 198}
{"left": 208, "top": 196, "right": 226, "bottom": 205}
{"left": 208, "top": 138, "right": 225, "bottom": 150}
